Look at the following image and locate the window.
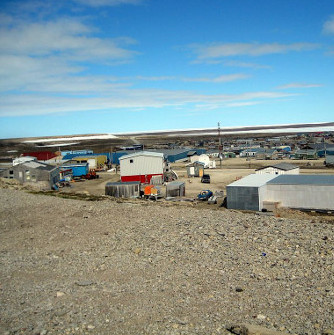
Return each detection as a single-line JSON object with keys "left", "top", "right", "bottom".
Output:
{"left": 25, "top": 170, "right": 30, "bottom": 181}
{"left": 9, "top": 170, "right": 13, "bottom": 179}
{"left": 31, "top": 175, "right": 36, "bottom": 182}
{"left": 130, "top": 159, "right": 134, "bottom": 163}
{"left": 9, "top": 170, "right": 13, "bottom": 175}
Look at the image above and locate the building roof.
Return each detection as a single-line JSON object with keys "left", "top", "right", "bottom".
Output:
{"left": 166, "top": 181, "right": 185, "bottom": 186}
{"left": 267, "top": 174, "right": 334, "bottom": 186}
{"left": 308, "top": 143, "right": 334, "bottom": 151}
{"left": 106, "top": 181, "right": 141, "bottom": 186}
{"left": 186, "top": 161, "right": 205, "bottom": 167}
{"left": 22, "top": 151, "right": 57, "bottom": 160}
{"left": 187, "top": 150, "right": 197, "bottom": 156}
{"left": 61, "top": 162, "right": 89, "bottom": 168}
{"left": 227, "top": 174, "right": 278, "bottom": 187}
{"left": 256, "top": 163, "right": 299, "bottom": 171}
{"left": 23, "top": 161, "right": 57, "bottom": 171}
{"left": 119, "top": 151, "right": 164, "bottom": 160}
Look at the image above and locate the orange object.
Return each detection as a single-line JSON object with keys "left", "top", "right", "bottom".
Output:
{"left": 144, "top": 185, "right": 154, "bottom": 195}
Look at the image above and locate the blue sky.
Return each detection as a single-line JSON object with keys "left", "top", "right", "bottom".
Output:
{"left": 0, "top": 0, "right": 334, "bottom": 139}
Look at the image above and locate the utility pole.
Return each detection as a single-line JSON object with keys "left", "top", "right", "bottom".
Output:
{"left": 218, "top": 122, "right": 222, "bottom": 168}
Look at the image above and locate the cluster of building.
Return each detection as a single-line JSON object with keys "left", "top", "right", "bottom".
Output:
{"left": 1, "top": 140, "right": 334, "bottom": 212}
{"left": 0, "top": 148, "right": 207, "bottom": 190}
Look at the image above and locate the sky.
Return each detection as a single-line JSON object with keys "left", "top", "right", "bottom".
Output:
{"left": 0, "top": 0, "right": 334, "bottom": 139}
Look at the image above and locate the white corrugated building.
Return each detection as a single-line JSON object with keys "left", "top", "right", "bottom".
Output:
{"left": 119, "top": 151, "right": 165, "bottom": 184}
{"left": 227, "top": 174, "right": 334, "bottom": 211}
{"left": 266, "top": 175, "right": 334, "bottom": 210}
{"left": 255, "top": 163, "right": 300, "bottom": 175}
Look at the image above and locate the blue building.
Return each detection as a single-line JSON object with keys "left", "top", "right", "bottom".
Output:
{"left": 61, "top": 149, "right": 93, "bottom": 156}
{"left": 60, "top": 163, "right": 89, "bottom": 177}
{"left": 148, "top": 148, "right": 207, "bottom": 163}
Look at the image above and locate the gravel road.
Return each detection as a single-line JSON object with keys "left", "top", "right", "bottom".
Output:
{"left": 0, "top": 187, "right": 333, "bottom": 335}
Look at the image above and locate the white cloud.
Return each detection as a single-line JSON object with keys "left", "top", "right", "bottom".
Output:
{"left": 226, "top": 101, "right": 263, "bottom": 107}
{"left": 0, "top": 88, "right": 296, "bottom": 117}
{"left": 323, "top": 16, "right": 334, "bottom": 34}
{"left": 225, "top": 60, "right": 271, "bottom": 69}
{"left": 73, "top": 0, "right": 142, "bottom": 6}
{"left": 277, "top": 82, "right": 322, "bottom": 89}
{"left": 190, "top": 42, "right": 320, "bottom": 61}
{"left": 135, "top": 74, "right": 249, "bottom": 83}
{"left": 135, "top": 76, "right": 176, "bottom": 81}
{"left": 0, "top": 18, "right": 137, "bottom": 62}
{"left": 182, "top": 74, "right": 249, "bottom": 83}
{"left": 0, "top": 13, "right": 140, "bottom": 96}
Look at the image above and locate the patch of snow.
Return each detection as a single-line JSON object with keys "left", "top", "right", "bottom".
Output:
{"left": 23, "top": 134, "right": 118, "bottom": 143}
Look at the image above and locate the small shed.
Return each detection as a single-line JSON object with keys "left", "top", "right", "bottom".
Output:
{"left": 256, "top": 163, "right": 300, "bottom": 175}
{"left": 325, "top": 154, "right": 334, "bottom": 166}
{"left": 166, "top": 181, "right": 186, "bottom": 198}
{"left": 266, "top": 175, "right": 334, "bottom": 211}
{"left": 0, "top": 161, "right": 60, "bottom": 190}
{"left": 119, "top": 151, "right": 165, "bottom": 184}
{"left": 226, "top": 174, "right": 278, "bottom": 211}
{"left": 186, "top": 161, "right": 205, "bottom": 177}
{"left": 105, "top": 181, "right": 141, "bottom": 198}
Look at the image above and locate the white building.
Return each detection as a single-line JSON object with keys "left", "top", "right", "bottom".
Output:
{"left": 266, "top": 175, "right": 334, "bottom": 211}
{"left": 119, "top": 151, "right": 165, "bottom": 184}
{"left": 227, "top": 174, "right": 334, "bottom": 211}
{"left": 255, "top": 163, "right": 300, "bottom": 175}
{"left": 190, "top": 154, "right": 216, "bottom": 168}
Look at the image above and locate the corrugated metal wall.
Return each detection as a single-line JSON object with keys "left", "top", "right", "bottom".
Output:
{"left": 105, "top": 182, "right": 140, "bottom": 198}
{"left": 266, "top": 184, "right": 334, "bottom": 210}
{"left": 227, "top": 186, "right": 260, "bottom": 211}
{"left": 120, "top": 155, "right": 163, "bottom": 177}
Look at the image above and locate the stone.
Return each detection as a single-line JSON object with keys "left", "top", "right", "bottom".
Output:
{"left": 227, "top": 324, "right": 290, "bottom": 335}
{"left": 75, "top": 280, "right": 95, "bottom": 286}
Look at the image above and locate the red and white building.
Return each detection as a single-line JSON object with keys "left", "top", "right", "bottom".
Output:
{"left": 119, "top": 151, "right": 165, "bottom": 183}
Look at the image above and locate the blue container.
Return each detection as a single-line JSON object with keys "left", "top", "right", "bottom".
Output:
{"left": 61, "top": 163, "right": 89, "bottom": 177}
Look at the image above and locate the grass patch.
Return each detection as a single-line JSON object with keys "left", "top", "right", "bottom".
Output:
{"left": 27, "top": 190, "right": 106, "bottom": 201}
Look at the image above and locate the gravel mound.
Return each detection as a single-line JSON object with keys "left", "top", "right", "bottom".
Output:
{"left": 0, "top": 188, "right": 333, "bottom": 335}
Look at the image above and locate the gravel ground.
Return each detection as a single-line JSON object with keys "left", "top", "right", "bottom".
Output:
{"left": 0, "top": 187, "right": 333, "bottom": 335}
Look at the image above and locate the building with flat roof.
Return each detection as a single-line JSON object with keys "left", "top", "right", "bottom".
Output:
{"left": 0, "top": 161, "right": 60, "bottom": 190}
{"left": 255, "top": 163, "right": 300, "bottom": 175}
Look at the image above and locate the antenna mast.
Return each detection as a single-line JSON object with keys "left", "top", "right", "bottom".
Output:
{"left": 218, "top": 122, "right": 222, "bottom": 168}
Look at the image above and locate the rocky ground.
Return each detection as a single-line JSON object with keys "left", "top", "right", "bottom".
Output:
{"left": 0, "top": 186, "right": 333, "bottom": 335}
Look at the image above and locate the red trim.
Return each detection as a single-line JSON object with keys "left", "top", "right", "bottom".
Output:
{"left": 121, "top": 174, "right": 163, "bottom": 184}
